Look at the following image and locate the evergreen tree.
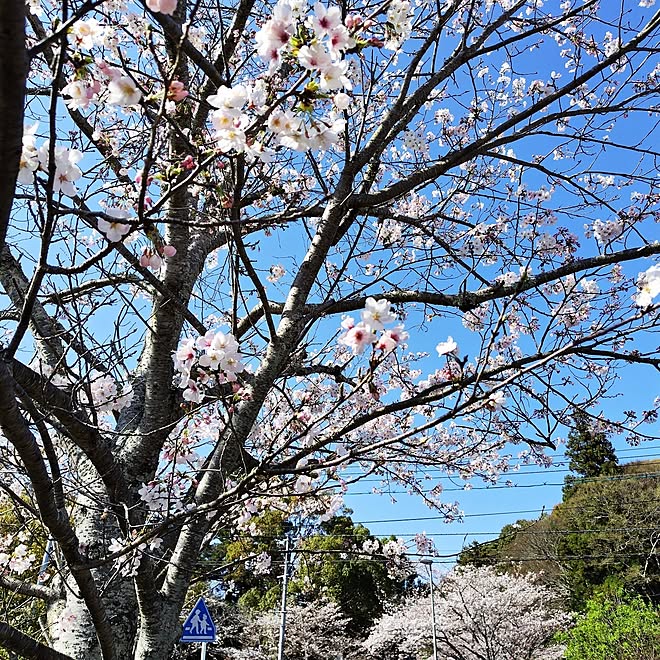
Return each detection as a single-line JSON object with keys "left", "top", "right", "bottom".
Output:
{"left": 564, "top": 410, "right": 618, "bottom": 496}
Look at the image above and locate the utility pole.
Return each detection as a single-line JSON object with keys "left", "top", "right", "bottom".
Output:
{"left": 420, "top": 557, "right": 438, "bottom": 660}
{"left": 277, "top": 535, "right": 291, "bottom": 660}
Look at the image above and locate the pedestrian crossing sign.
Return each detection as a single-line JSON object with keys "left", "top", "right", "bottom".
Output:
{"left": 180, "top": 597, "right": 216, "bottom": 643}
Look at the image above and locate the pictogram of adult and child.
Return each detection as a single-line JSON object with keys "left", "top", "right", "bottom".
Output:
{"left": 185, "top": 608, "right": 211, "bottom": 636}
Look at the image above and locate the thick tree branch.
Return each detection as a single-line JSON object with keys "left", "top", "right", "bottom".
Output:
{"left": 0, "top": 360, "right": 116, "bottom": 660}
{"left": 0, "top": 0, "right": 27, "bottom": 254}
{"left": 0, "top": 246, "right": 111, "bottom": 373}
{"left": 9, "top": 359, "right": 126, "bottom": 503}
{"left": 234, "top": 243, "right": 660, "bottom": 328}
{"left": 0, "top": 574, "right": 58, "bottom": 602}
{"left": 0, "top": 622, "right": 74, "bottom": 660}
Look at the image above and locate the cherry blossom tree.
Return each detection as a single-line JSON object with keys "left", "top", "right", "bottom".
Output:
{"left": 362, "top": 565, "right": 570, "bottom": 659}
{"left": 249, "top": 600, "right": 352, "bottom": 659}
{"left": 0, "top": 0, "right": 660, "bottom": 658}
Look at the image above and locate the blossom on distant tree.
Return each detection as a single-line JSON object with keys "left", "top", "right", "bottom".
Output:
{"left": 363, "top": 566, "right": 570, "bottom": 660}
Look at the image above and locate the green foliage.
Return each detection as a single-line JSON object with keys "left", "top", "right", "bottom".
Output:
{"left": 552, "top": 461, "right": 660, "bottom": 609}
{"left": 457, "top": 519, "right": 534, "bottom": 568}
{"left": 292, "top": 516, "right": 414, "bottom": 634}
{"left": 561, "top": 589, "right": 660, "bottom": 660}
{"left": 205, "top": 512, "right": 415, "bottom": 634}
{"left": 563, "top": 410, "right": 618, "bottom": 497}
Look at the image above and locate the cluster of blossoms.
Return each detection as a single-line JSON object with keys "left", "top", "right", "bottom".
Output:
{"left": 635, "top": 264, "right": 660, "bottom": 307}
{"left": 204, "top": 0, "right": 414, "bottom": 157}
{"left": 18, "top": 127, "right": 83, "bottom": 196}
{"left": 89, "top": 373, "right": 133, "bottom": 414}
{"left": 361, "top": 536, "right": 408, "bottom": 558}
{"left": 338, "top": 297, "right": 408, "bottom": 355}
{"left": 173, "top": 330, "right": 246, "bottom": 403}
{"left": 236, "top": 486, "right": 343, "bottom": 536}
{"left": 256, "top": 1, "right": 356, "bottom": 76}
{"left": 247, "top": 551, "right": 272, "bottom": 576}
{"left": 384, "top": 0, "right": 413, "bottom": 49}
{"left": 162, "top": 427, "right": 202, "bottom": 465}
{"left": 92, "top": 207, "right": 179, "bottom": 269}
{"left": 69, "top": 17, "right": 108, "bottom": 49}
{"left": 208, "top": 80, "right": 345, "bottom": 156}
{"left": 62, "top": 60, "right": 144, "bottom": 111}
{"left": 138, "top": 476, "right": 194, "bottom": 515}
{"left": 413, "top": 532, "right": 436, "bottom": 556}
{"left": 0, "top": 536, "right": 36, "bottom": 575}
{"left": 62, "top": 29, "right": 191, "bottom": 112}
{"left": 61, "top": 18, "right": 146, "bottom": 110}
{"left": 592, "top": 217, "right": 625, "bottom": 245}
{"left": 108, "top": 533, "right": 163, "bottom": 578}
{"left": 138, "top": 244, "right": 178, "bottom": 270}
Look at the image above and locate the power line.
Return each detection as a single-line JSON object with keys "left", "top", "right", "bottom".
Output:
{"left": 352, "top": 497, "right": 660, "bottom": 525}
{"left": 343, "top": 469, "right": 660, "bottom": 495}
{"left": 345, "top": 455, "right": 660, "bottom": 482}
{"left": 210, "top": 497, "right": 660, "bottom": 530}
{"left": 193, "top": 547, "right": 660, "bottom": 568}
{"left": 337, "top": 449, "right": 660, "bottom": 479}
{"left": 211, "top": 526, "right": 660, "bottom": 541}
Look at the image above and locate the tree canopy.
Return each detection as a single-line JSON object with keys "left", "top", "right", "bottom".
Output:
{"left": 203, "top": 512, "right": 415, "bottom": 633}
{"left": 459, "top": 460, "right": 660, "bottom": 610}
{"left": 561, "top": 588, "right": 660, "bottom": 660}
{"left": 0, "top": 0, "right": 660, "bottom": 659}
{"left": 563, "top": 409, "right": 619, "bottom": 496}
{"left": 362, "top": 565, "right": 570, "bottom": 660}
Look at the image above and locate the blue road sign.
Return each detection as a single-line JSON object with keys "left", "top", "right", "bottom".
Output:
{"left": 180, "top": 597, "right": 216, "bottom": 643}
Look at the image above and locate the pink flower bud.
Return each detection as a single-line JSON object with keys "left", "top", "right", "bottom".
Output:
{"left": 181, "top": 155, "right": 196, "bottom": 170}
{"left": 162, "top": 245, "right": 177, "bottom": 257}
{"left": 139, "top": 253, "right": 150, "bottom": 267}
{"left": 168, "top": 80, "right": 189, "bottom": 101}
{"left": 96, "top": 60, "right": 122, "bottom": 81}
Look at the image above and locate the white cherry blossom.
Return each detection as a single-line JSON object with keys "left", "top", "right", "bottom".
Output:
{"left": 106, "top": 76, "right": 142, "bottom": 106}
{"left": 436, "top": 336, "right": 459, "bottom": 356}
{"left": 635, "top": 264, "right": 660, "bottom": 307}
{"left": 361, "top": 297, "right": 396, "bottom": 332}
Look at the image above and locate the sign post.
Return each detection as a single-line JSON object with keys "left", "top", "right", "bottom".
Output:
{"left": 180, "top": 596, "right": 216, "bottom": 658}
